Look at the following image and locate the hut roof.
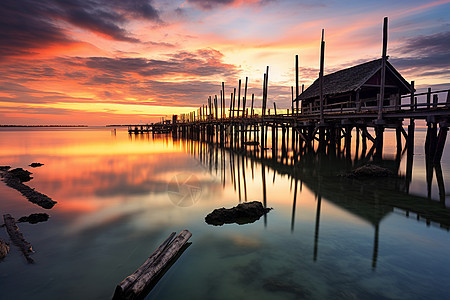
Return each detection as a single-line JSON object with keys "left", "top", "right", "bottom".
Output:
{"left": 297, "top": 58, "right": 412, "bottom": 101}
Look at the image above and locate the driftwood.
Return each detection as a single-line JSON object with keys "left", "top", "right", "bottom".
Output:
{"left": 0, "top": 238, "right": 10, "bottom": 259}
{"left": 113, "top": 230, "right": 192, "bottom": 300}
{"left": 1, "top": 168, "right": 56, "bottom": 209}
{"left": 205, "top": 201, "right": 272, "bottom": 226}
{"left": 3, "top": 214, "right": 34, "bottom": 263}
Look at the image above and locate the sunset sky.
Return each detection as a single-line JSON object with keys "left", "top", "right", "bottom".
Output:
{"left": 1, "top": 0, "right": 449, "bottom": 125}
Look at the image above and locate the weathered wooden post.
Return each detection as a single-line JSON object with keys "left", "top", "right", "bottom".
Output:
{"left": 375, "top": 125, "right": 384, "bottom": 159}
{"left": 378, "top": 17, "right": 388, "bottom": 122}
{"left": 319, "top": 30, "right": 325, "bottom": 123}
{"left": 433, "top": 94, "right": 438, "bottom": 108}
{"left": 291, "top": 86, "right": 294, "bottom": 115}
{"left": 434, "top": 124, "right": 448, "bottom": 164}
{"left": 237, "top": 79, "right": 241, "bottom": 117}
{"left": 295, "top": 54, "right": 299, "bottom": 115}
{"left": 221, "top": 82, "right": 225, "bottom": 119}
{"left": 251, "top": 93, "right": 255, "bottom": 117}
{"left": 243, "top": 77, "right": 248, "bottom": 117}
{"left": 396, "top": 124, "right": 402, "bottom": 157}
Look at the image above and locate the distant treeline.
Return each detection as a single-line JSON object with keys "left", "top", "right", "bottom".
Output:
{"left": 0, "top": 125, "right": 88, "bottom": 127}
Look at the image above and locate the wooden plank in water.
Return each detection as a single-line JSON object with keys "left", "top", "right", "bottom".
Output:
{"left": 113, "top": 230, "right": 192, "bottom": 300}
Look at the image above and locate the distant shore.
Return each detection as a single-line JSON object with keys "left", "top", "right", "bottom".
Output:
{"left": 0, "top": 125, "right": 88, "bottom": 127}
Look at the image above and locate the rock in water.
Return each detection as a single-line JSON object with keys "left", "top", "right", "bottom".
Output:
{"left": 1, "top": 168, "right": 56, "bottom": 209}
{"left": 29, "top": 163, "right": 44, "bottom": 168}
{"left": 7, "top": 168, "right": 33, "bottom": 182}
{"left": 0, "top": 239, "right": 10, "bottom": 259}
{"left": 18, "top": 213, "right": 50, "bottom": 224}
{"left": 205, "top": 201, "right": 272, "bottom": 226}
{"left": 345, "top": 164, "right": 393, "bottom": 178}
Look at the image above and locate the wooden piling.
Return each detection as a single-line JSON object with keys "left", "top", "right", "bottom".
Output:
{"left": 434, "top": 125, "right": 449, "bottom": 164}
{"left": 319, "top": 29, "right": 325, "bottom": 123}
{"left": 379, "top": 17, "right": 388, "bottom": 121}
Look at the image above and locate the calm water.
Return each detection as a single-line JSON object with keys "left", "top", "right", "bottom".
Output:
{"left": 0, "top": 125, "right": 449, "bottom": 300}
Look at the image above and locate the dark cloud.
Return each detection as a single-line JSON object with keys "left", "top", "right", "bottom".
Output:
{"left": 394, "top": 31, "right": 450, "bottom": 57}
{"left": 0, "top": 1, "right": 72, "bottom": 57}
{"left": 75, "top": 48, "right": 238, "bottom": 79}
{"left": 0, "top": 48, "right": 240, "bottom": 108}
{"left": 389, "top": 31, "right": 450, "bottom": 79}
{"left": 0, "top": 0, "right": 161, "bottom": 57}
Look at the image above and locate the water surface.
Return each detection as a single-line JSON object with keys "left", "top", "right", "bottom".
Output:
{"left": 0, "top": 126, "right": 449, "bottom": 299}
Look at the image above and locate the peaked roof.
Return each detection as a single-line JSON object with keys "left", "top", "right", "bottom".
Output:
{"left": 297, "top": 58, "right": 412, "bottom": 101}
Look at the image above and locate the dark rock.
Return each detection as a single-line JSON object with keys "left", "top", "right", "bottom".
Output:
{"left": 205, "top": 201, "right": 272, "bottom": 226}
{"left": 2, "top": 171, "right": 56, "bottom": 209}
{"left": 0, "top": 239, "right": 9, "bottom": 259}
{"left": 0, "top": 166, "right": 11, "bottom": 171}
{"left": 18, "top": 213, "right": 49, "bottom": 224}
{"left": 29, "top": 163, "right": 44, "bottom": 168}
{"left": 344, "top": 164, "right": 393, "bottom": 178}
{"left": 8, "top": 168, "right": 33, "bottom": 182}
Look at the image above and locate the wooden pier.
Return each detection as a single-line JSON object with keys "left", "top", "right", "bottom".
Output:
{"left": 129, "top": 17, "right": 450, "bottom": 165}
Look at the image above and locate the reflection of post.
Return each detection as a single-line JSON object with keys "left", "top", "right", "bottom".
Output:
{"left": 405, "top": 144, "right": 414, "bottom": 193}
{"left": 425, "top": 156, "right": 433, "bottom": 200}
{"left": 435, "top": 163, "right": 446, "bottom": 205}
{"left": 291, "top": 179, "right": 298, "bottom": 233}
{"left": 374, "top": 126, "right": 384, "bottom": 160}
{"left": 242, "top": 156, "right": 248, "bottom": 202}
{"left": 222, "top": 148, "right": 226, "bottom": 187}
{"left": 313, "top": 195, "right": 321, "bottom": 261}
{"left": 237, "top": 154, "right": 242, "bottom": 203}
{"left": 262, "top": 163, "right": 268, "bottom": 227}
{"left": 372, "top": 224, "right": 379, "bottom": 270}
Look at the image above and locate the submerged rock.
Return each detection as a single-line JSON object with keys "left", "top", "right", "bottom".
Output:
{"left": 8, "top": 168, "right": 33, "bottom": 182}
{"left": 345, "top": 164, "right": 393, "bottom": 178}
{"left": 29, "top": 163, "right": 44, "bottom": 168}
{"left": 1, "top": 168, "right": 56, "bottom": 209}
{"left": 0, "top": 239, "right": 10, "bottom": 259}
{"left": 18, "top": 213, "right": 49, "bottom": 224}
{"left": 205, "top": 201, "right": 272, "bottom": 226}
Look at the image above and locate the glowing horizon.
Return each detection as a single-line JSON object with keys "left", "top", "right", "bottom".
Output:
{"left": 1, "top": 0, "right": 449, "bottom": 125}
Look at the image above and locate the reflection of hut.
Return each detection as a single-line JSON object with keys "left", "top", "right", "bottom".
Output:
{"left": 297, "top": 59, "right": 412, "bottom": 114}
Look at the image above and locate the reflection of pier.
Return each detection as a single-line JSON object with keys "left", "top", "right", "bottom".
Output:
{"left": 178, "top": 134, "right": 449, "bottom": 269}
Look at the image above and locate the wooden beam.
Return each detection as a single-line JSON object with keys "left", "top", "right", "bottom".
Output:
{"left": 113, "top": 230, "right": 192, "bottom": 300}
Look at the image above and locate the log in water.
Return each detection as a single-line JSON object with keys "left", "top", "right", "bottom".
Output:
{"left": 3, "top": 214, "right": 34, "bottom": 263}
{"left": 0, "top": 238, "right": 9, "bottom": 259}
{"left": 113, "top": 230, "right": 192, "bottom": 300}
